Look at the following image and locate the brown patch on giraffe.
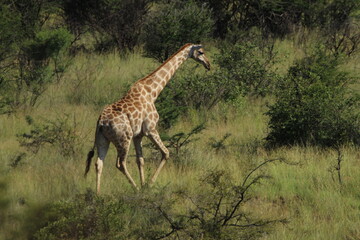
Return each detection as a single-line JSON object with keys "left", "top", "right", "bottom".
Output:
{"left": 144, "top": 85, "right": 151, "bottom": 92}
{"left": 134, "top": 101, "right": 142, "bottom": 109}
{"left": 149, "top": 122, "right": 156, "bottom": 129}
{"left": 112, "top": 105, "right": 122, "bottom": 112}
{"left": 146, "top": 104, "right": 153, "bottom": 112}
{"left": 170, "top": 68, "right": 175, "bottom": 75}
{"left": 128, "top": 106, "right": 135, "bottom": 112}
{"left": 145, "top": 78, "right": 152, "bottom": 85}
{"left": 113, "top": 117, "right": 121, "bottom": 124}
{"left": 159, "top": 80, "right": 166, "bottom": 87}
{"left": 132, "top": 86, "right": 140, "bottom": 93}
{"left": 157, "top": 69, "right": 167, "bottom": 79}
{"left": 151, "top": 82, "right": 159, "bottom": 89}
{"left": 148, "top": 113, "right": 154, "bottom": 120}
{"left": 162, "top": 64, "right": 171, "bottom": 72}
{"left": 152, "top": 91, "right": 157, "bottom": 98}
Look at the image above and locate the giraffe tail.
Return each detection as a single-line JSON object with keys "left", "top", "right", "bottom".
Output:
{"left": 84, "top": 119, "right": 100, "bottom": 177}
{"left": 84, "top": 148, "right": 95, "bottom": 177}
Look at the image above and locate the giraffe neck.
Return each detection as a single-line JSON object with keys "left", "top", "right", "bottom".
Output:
{"left": 136, "top": 44, "right": 192, "bottom": 102}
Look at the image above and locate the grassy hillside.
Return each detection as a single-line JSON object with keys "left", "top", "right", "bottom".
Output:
{"left": 1, "top": 41, "right": 360, "bottom": 239}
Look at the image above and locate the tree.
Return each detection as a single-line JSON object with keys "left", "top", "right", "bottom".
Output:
{"left": 63, "top": 0, "right": 151, "bottom": 53}
{"left": 142, "top": 0, "right": 214, "bottom": 62}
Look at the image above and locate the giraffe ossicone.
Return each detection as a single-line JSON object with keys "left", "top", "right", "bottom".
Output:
{"left": 84, "top": 43, "right": 211, "bottom": 193}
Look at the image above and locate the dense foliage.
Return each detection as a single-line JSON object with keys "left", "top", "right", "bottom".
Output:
{"left": 142, "top": 0, "right": 214, "bottom": 61}
{"left": 0, "top": 1, "right": 72, "bottom": 113}
{"left": 63, "top": 0, "right": 150, "bottom": 52}
{"left": 266, "top": 50, "right": 360, "bottom": 147}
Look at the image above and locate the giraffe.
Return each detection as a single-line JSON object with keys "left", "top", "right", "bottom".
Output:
{"left": 84, "top": 43, "right": 210, "bottom": 192}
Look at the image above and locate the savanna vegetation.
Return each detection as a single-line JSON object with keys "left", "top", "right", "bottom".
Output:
{"left": 1, "top": 0, "right": 360, "bottom": 239}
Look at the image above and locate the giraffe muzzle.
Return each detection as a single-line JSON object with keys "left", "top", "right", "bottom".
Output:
{"left": 204, "top": 61, "right": 211, "bottom": 71}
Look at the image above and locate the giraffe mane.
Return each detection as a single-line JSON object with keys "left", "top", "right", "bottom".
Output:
{"left": 140, "top": 43, "right": 194, "bottom": 81}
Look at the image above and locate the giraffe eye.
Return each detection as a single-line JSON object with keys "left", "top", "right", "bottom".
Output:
{"left": 198, "top": 51, "right": 203, "bottom": 55}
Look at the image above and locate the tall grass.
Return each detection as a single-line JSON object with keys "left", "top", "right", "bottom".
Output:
{"left": 1, "top": 42, "right": 360, "bottom": 239}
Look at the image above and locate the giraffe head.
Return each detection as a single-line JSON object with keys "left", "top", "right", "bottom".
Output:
{"left": 188, "top": 44, "right": 211, "bottom": 70}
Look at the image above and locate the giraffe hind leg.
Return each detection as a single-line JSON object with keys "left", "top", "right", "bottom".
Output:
{"left": 133, "top": 135, "right": 145, "bottom": 186}
{"left": 95, "top": 131, "right": 110, "bottom": 194}
{"left": 115, "top": 139, "right": 139, "bottom": 191}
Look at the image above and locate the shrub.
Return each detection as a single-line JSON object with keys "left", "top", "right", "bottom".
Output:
{"left": 215, "top": 42, "right": 278, "bottom": 97}
{"left": 20, "top": 28, "right": 72, "bottom": 105}
{"left": 25, "top": 160, "right": 284, "bottom": 240}
{"left": 0, "top": 26, "right": 71, "bottom": 113}
{"left": 266, "top": 50, "right": 360, "bottom": 147}
{"left": 28, "top": 190, "right": 128, "bottom": 240}
{"left": 17, "top": 115, "right": 84, "bottom": 157}
{"left": 0, "top": 1, "right": 72, "bottom": 113}
{"left": 155, "top": 85, "right": 186, "bottom": 129}
{"left": 180, "top": 162, "right": 286, "bottom": 239}
{"left": 142, "top": 0, "right": 214, "bottom": 62}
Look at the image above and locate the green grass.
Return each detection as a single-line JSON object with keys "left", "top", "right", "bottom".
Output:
{"left": 1, "top": 42, "right": 360, "bottom": 239}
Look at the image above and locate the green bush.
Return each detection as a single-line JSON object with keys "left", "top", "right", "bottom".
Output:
{"left": 266, "top": 50, "right": 360, "bottom": 147}
{"left": 0, "top": 7, "right": 72, "bottom": 113}
{"left": 23, "top": 28, "right": 72, "bottom": 61}
{"left": 29, "top": 190, "right": 128, "bottom": 240}
{"left": 215, "top": 42, "right": 278, "bottom": 97}
{"left": 142, "top": 0, "right": 214, "bottom": 62}
{"left": 17, "top": 115, "right": 84, "bottom": 157}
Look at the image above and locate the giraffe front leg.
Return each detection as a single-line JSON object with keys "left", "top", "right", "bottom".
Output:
{"left": 133, "top": 135, "right": 145, "bottom": 187}
{"left": 148, "top": 129, "right": 169, "bottom": 185}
